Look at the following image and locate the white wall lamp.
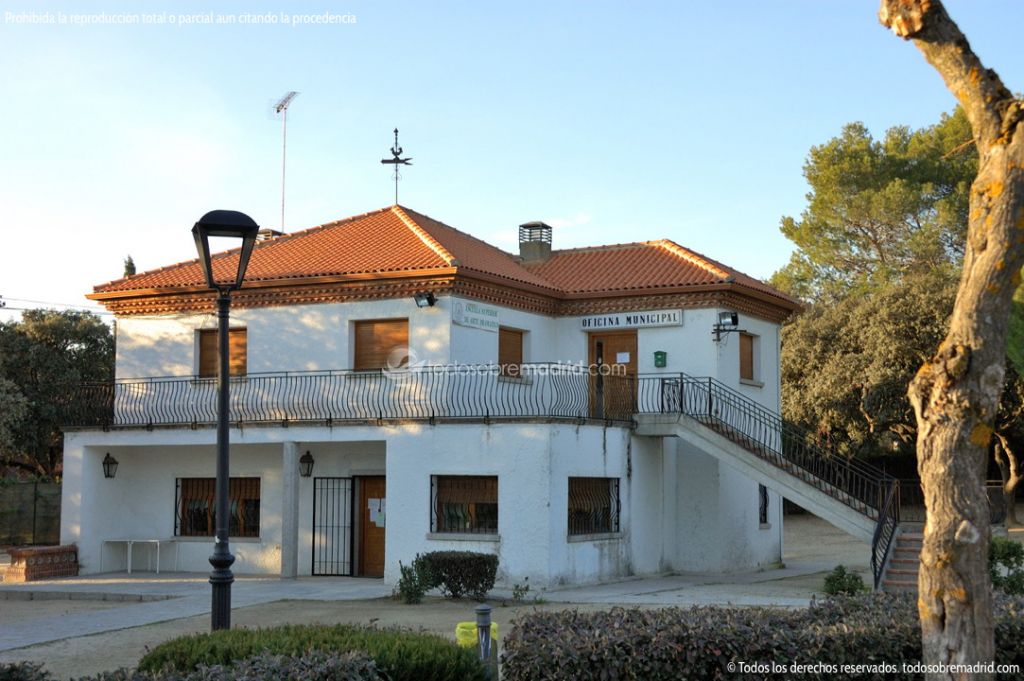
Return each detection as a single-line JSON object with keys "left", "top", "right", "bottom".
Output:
{"left": 102, "top": 453, "right": 119, "bottom": 479}
{"left": 299, "top": 451, "right": 315, "bottom": 478}
{"left": 414, "top": 291, "right": 437, "bottom": 308}
{"left": 712, "top": 311, "right": 746, "bottom": 342}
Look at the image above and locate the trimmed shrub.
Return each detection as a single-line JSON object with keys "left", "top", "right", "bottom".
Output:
{"left": 417, "top": 551, "right": 498, "bottom": 600}
{"left": 76, "top": 651, "right": 382, "bottom": 680}
{"left": 500, "top": 594, "right": 1024, "bottom": 681}
{"left": 990, "top": 536, "right": 1024, "bottom": 595}
{"left": 137, "top": 624, "right": 487, "bottom": 681}
{"left": 0, "top": 663, "right": 50, "bottom": 681}
{"left": 822, "top": 565, "right": 866, "bottom": 595}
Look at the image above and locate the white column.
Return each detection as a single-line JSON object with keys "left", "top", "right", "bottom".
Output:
{"left": 281, "top": 441, "right": 300, "bottom": 578}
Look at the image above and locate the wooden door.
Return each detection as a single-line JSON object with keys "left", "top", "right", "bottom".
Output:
{"left": 588, "top": 332, "right": 638, "bottom": 419}
{"left": 357, "top": 476, "right": 386, "bottom": 577}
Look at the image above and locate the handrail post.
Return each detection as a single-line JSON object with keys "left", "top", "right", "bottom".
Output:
{"left": 706, "top": 376, "right": 713, "bottom": 416}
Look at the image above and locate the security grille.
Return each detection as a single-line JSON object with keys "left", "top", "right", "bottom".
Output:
{"left": 431, "top": 476, "right": 498, "bottom": 534}
{"left": 312, "top": 477, "right": 354, "bottom": 576}
{"left": 175, "top": 477, "right": 260, "bottom": 538}
{"left": 568, "top": 477, "right": 620, "bottom": 536}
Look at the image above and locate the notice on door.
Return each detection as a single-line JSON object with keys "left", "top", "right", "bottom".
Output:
{"left": 368, "top": 498, "right": 386, "bottom": 528}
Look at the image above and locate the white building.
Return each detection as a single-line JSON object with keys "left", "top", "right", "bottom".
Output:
{"left": 60, "top": 205, "right": 828, "bottom": 588}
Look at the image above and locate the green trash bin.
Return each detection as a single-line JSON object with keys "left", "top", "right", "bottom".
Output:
{"left": 456, "top": 621, "right": 498, "bottom": 673}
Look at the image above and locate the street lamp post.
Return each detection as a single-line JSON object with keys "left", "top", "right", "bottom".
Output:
{"left": 192, "top": 210, "right": 259, "bottom": 631}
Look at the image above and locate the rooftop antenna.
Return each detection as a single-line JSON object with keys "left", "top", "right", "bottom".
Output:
{"left": 274, "top": 91, "right": 299, "bottom": 231}
{"left": 380, "top": 128, "right": 412, "bottom": 205}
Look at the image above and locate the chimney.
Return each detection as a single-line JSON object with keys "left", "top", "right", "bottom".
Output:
{"left": 518, "top": 221, "right": 553, "bottom": 262}
{"left": 256, "top": 228, "right": 285, "bottom": 242}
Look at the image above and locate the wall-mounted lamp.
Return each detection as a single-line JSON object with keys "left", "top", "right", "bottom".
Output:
{"left": 712, "top": 311, "right": 745, "bottom": 342}
{"left": 102, "top": 453, "right": 119, "bottom": 479}
{"left": 299, "top": 451, "right": 315, "bottom": 478}
{"left": 413, "top": 291, "right": 437, "bottom": 308}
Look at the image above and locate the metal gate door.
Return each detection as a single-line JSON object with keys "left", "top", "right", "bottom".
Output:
{"left": 312, "top": 477, "right": 353, "bottom": 576}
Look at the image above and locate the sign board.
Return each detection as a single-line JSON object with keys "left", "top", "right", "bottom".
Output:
{"left": 580, "top": 309, "right": 682, "bottom": 330}
{"left": 452, "top": 300, "right": 500, "bottom": 332}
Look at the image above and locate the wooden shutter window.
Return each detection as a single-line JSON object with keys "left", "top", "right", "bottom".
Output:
{"left": 739, "top": 333, "right": 754, "bottom": 381}
{"left": 198, "top": 329, "right": 247, "bottom": 377}
{"left": 498, "top": 327, "right": 524, "bottom": 377}
{"left": 354, "top": 319, "right": 409, "bottom": 371}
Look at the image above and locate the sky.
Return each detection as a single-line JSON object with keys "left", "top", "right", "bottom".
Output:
{"left": 1, "top": 0, "right": 1022, "bottom": 322}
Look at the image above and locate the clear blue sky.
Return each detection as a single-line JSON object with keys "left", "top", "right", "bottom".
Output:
{"left": 1, "top": 1, "right": 1022, "bottom": 320}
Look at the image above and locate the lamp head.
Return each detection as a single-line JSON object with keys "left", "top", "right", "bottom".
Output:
{"left": 192, "top": 210, "right": 260, "bottom": 291}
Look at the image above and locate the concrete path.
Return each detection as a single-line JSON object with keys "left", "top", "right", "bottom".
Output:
{"left": 0, "top": 515, "right": 869, "bottom": 653}
{"left": 0, "top": 575, "right": 390, "bottom": 652}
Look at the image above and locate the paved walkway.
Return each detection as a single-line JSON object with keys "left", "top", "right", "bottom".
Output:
{"left": 0, "top": 515, "right": 869, "bottom": 654}
{"left": 0, "top": 576, "right": 390, "bottom": 652}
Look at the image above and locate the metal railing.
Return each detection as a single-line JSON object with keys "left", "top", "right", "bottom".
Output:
{"left": 635, "top": 374, "right": 899, "bottom": 589}
{"left": 897, "top": 478, "right": 1013, "bottom": 525}
{"left": 60, "top": 364, "right": 636, "bottom": 428}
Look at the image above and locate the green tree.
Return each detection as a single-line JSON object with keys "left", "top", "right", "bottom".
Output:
{"left": 0, "top": 310, "right": 113, "bottom": 479}
{"left": 772, "top": 108, "right": 974, "bottom": 301}
{"left": 781, "top": 270, "right": 957, "bottom": 457}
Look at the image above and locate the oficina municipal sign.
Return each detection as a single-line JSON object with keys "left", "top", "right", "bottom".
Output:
{"left": 580, "top": 309, "right": 683, "bottom": 330}
{"left": 453, "top": 300, "right": 500, "bottom": 332}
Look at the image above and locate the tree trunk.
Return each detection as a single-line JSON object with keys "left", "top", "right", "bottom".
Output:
{"left": 994, "top": 433, "right": 1021, "bottom": 527}
{"left": 880, "top": 1, "right": 1024, "bottom": 678}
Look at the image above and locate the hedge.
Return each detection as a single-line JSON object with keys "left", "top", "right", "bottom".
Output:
{"left": 1, "top": 652, "right": 383, "bottom": 681}
{"left": 416, "top": 551, "right": 498, "bottom": 600}
{"left": 500, "top": 594, "right": 1024, "bottom": 681}
{"left": 137, "top": 624, "right": 488, "bottom": 681}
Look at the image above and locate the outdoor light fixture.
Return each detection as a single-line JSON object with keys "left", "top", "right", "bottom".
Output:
{"left": 299, "top": 451, "right": 315, "bottom": 478}
{"left": 102, "top": 453, "right": 118, "bottom": 479}
{"left": 414, "top": 291, "right": 437, "bottom": 308}
{"left": 193, "top": 209, "right": 260, "bottom": 633}
{"left": 191, "top": 210, "right": 260, "bottom": 292}
{"left": 712, "top": 310, "right": 744, "bottom": 342}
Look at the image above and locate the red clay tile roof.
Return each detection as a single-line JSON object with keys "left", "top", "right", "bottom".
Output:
{"left": 523, "top": 240, "right": 798, "bottom": 304}
{"left": 91, "top": 205, "right": 797, "bottom": 309}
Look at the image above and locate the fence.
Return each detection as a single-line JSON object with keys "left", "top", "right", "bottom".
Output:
{"left": 0, "top": 482, "right": 61, "bottom": 546}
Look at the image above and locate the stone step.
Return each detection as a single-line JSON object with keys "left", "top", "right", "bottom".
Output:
{"left": 887, "top": 568, "right": 919, "bottom": 577}
{"left": 890, "top": 558, "right": 919, "bottom": 568}
{"left": 894, "top": 549, "right": 920, "bottom": 560}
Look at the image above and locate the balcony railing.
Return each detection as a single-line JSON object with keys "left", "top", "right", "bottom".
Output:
{"left": 61, "top": 364, "right": 637, "bottom": 428}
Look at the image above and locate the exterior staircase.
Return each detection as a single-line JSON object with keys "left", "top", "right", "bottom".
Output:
{"left": 881, "top": 526, "right": 922, "bottom": 593}
{"left": 634, "top": 374, "right": 901, "bottom": 590}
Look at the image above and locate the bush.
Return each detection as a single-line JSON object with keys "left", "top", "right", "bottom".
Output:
{"left": 76, "top": 651, "right": 383, "bottom": 680}
{"left": 822, "top": 565, "right": 866, "bottom": 595}
{"left": 138, "top": 624, "right": 487, "bottom": 681}
{"left": 417, "top": 551, "right": 498, "bottom": 600}
{"left": 990, "top": 536, "right": 1024, "bottom": 595}
{"left": 0, "top": 663, "right": 50, "bottom": 681}
{"left": 500, "top": 594, "right": 1024, "bottom": 681}
{"left": 394, "top": 558, "right": 428, "bottom": 604}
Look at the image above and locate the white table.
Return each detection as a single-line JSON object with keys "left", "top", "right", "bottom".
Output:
{"left": 101, "top": 539, "right": 178, "bottom": 574}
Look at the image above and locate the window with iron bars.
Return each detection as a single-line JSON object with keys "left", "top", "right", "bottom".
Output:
{"left": 175, "top": 478, "right": 261, "bottom": 538}
{"left": 430, "top": 476, "right": 498, "bottom": 534}
{"left": 759, "top": 484, "right": 769, "bottom": 526}
{"left": 568, "top": 477, "right": 620, "bottom": 536}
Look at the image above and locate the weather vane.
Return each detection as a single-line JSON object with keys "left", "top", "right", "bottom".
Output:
{"left": 380, "top": 128, "right": 412, "bottom": 205}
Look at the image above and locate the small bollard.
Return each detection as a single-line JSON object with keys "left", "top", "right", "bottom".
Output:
{"left": 475, "top": 603, "right": 496, "bottom": 678}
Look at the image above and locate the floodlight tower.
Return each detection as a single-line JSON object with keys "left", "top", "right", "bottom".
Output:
{"left": 274, "top": 91, "right": 299, "bottom": 232}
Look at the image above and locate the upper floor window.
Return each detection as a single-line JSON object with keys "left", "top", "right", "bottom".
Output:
{"left": 197, "top": 328, "right": 247, "bottom": 377}
{"left": 354, "top": 319, "right": 409, "bottom": 371}
{"left": 431, "top": 475, "right": 498, "bottom": 534}
{"left": 498, "top": 327, "right": 524, "bottom": 377}
{"left": 568, "top": 477, "right": 620, "bottom": 536}
{"left": 739, "top": 332, "right": 758, "bottom": 383}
